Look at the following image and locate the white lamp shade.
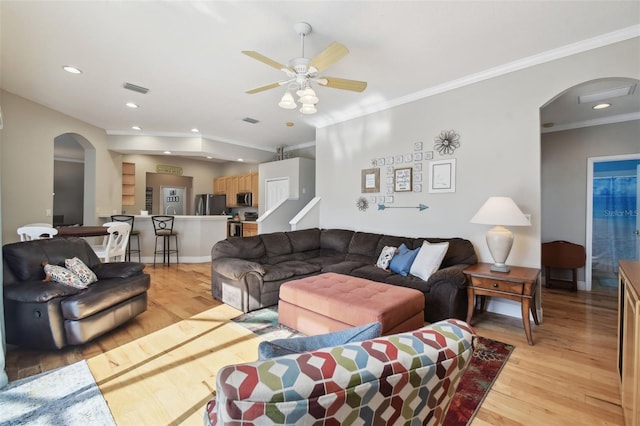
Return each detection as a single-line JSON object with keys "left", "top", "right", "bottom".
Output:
{"left": 470, "top": 197, "right": 530, "bottom": 226}
{"left": 299, "top": 103, "right": 317, "bottom": 114}
{"left": 278, "top": 91, "right": 296, "bottom": 109}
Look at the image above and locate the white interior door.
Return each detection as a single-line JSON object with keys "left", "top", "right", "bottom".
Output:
{"left": 266, "top": 178, "right": 289, "bottom": 211}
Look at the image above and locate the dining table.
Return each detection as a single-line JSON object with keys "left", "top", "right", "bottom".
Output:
{"left": 55, "top": 225, "right": 109, "bottom": 238}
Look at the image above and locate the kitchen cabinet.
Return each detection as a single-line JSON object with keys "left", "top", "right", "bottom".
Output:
{"left": 122, "top": 162, "right": 135, "bottom": 206}
{"left": 213, "top": 177, "right": 226, "bottom": 195}
{"left": 226, "top": 176, "right": 239, "bottom": 208}
{"left": 619, "top": 260, "right": 640, "bottom": 426}
{"left": 212, "top": 172, "right": 259, "bottom": 207}
{"left": 238, "top": 173, "right": 252, "bottom": 193}
{"left": 251, "top": 172, "right": 259, "bottom": 207}
{"left": 242, "top": 222, "right": 258, "bottom": 237}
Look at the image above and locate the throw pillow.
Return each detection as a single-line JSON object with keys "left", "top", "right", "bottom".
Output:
{"left": 410, "top": 240, "right": 450, "bottom": 281}
{"left": 65, "top": 257, "right": 98, "bottom": 285}
{"left": 43, "top": 264, "right": 87, "bottom": 289}
{"left": 389, "top": 243, "right": 420, "bottom": 276}
{"left": 376, "top": 246, "right": 397, "bottom": 270}
{"left": 258, "top": 322, "right": 382, "bottom": 360}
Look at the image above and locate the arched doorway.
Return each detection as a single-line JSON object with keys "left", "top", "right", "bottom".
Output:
{"left": 540, "top": 77, "right": 640, "bottom": 291}
{"left": 53, "top": 133, "right": 97, "bottom": 226}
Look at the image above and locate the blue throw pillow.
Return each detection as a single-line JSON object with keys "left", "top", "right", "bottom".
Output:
{"left": 258, "top": 322, "right": 382, "bottom": 360}
{"left": 389, "top": 243, "right": 420, "bottom": 276}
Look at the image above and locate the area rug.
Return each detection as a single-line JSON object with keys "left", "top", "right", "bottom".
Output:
{"left": 0, "top": 360, "right": 115, "bottom": 426}
{"left": 232, "top": 307, "right": 514, "bottom": 426}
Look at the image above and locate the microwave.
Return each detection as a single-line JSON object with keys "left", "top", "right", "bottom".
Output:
{"left": 237, "top": 192, "right": 252, "bottom": 206}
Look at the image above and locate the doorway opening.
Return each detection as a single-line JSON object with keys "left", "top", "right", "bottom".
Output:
{"left": 586, "top": 154, "right": 640, "bottom": 291}
{"left": 53, "top": 133, "right": 96, "bottom": 226}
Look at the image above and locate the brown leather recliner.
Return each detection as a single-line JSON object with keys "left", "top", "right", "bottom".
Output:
{"left": 3, "top": 237, "right": 150, "bottom": 349}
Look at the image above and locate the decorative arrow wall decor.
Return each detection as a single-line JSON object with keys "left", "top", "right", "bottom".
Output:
{"left": 378, "top": 204, "right": 428, "bottom": 211}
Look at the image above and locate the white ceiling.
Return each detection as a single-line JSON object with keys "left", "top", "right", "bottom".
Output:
{"left": 2, "top": 1, "right": 639, "bottom": 162}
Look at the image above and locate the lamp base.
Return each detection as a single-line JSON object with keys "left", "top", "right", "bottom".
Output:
{"left": 490, "top": 263, "right": 511, "bottom": 273}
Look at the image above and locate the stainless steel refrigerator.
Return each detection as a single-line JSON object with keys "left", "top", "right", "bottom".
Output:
{"left": 195, "top": 194, "right": 227, "bottom": 215}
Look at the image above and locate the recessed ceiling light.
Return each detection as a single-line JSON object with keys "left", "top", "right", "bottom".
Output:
{"left": 237, "top": 158, "right": 244, "bottom": 162}
{"left": 191, "top": 128, "right": 199, "bottom": 133}
{"left": 62, "top": 65, "right": 82, "bottom": 74}
{"left": 593, "top": 103, "right": 611, "bottom": 110}
{"left": 164, "top": 151, "right": 171, "bottom": 154}
{"left": 131, "top": 125, "right": 141, "bottom": 130}
{"left": 125, "top": 102, "right": 139, "bottom": 109}
{"left": 206, "top": 156, "right": 213, "bottom": 159}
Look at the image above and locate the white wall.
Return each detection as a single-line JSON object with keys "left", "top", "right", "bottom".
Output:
{"left": 0, "top": 90, "right": 120, "bottom": 244}
{"left": 317, "top": 38, "right": 640, "bottom": 273}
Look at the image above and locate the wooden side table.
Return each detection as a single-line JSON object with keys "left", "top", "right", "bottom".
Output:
{"left": 463, "top": 263, "right": 540, "bottom": 345}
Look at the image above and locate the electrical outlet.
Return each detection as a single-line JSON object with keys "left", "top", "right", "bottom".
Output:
{"left": 46, "top": 209, "right": 52, "bottom": 217}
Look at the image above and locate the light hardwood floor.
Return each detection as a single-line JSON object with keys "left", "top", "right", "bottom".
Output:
{"left": 5, "top": 263, "right": 624, "bottom": 425}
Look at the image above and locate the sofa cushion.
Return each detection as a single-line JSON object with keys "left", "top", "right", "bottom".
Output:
{"left": 44, "top": 264, "right": 87, "bottom": 289}
{"left": 258, "top": 322, "right": 381, "bottom": 359}
{"left": 210, "top": 236, "right": 265, "bottom": 261}
{"left": 389, "top": 244, "right": 420, "bottom": 276}
{"left": 260, "top": 232, "right": 293, "bottom": 258}
{"left": 65, "top": 257, "right": 98, "bottom": 285}
{"left": 428, "top": 238, "right": 477, "bottom": 268}
{"left": 351, "top": 264, "right": 394, "bottom": 282}
{"left": 375, "top": 235, "right": 414, "bottom": 257}
{"left": 286, "top": 228, "right": 321, "bottom": 253}
{"left": 376, "top": 246, "right": 396, "bottom": 269}
{"left": 4, "top": 281, "right": 82, "bottom": 303}
{"left": 319, "top": 229, "right": 354, "bottom": 252}
{"left": 348, "top": 232, "right": 382, "bottom": 257}
{"left": 322, "top": 260, "right": 368, "bottom": 275}
{"left": 262, "top": 261, "right": 321, "bottom": 282}
{"left": 410, "top": 241, "right": 449, "bottom": 281}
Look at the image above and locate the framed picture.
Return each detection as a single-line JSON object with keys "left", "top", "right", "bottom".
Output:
{"left": 394, "top": 167, "right": 413, "bottom": 192}
{"left": 377, "top": 158, "right": 385, "bottom": 166}
{"left": 429, "top": 159, "right": 456, "bottom": 193}
{"left": 414, "top": 184, "right": 422, "bottom": 192}
{"left": 414, "top": 163, "right": 423, "bottom": 172}
{"left": 394, "top": 155, "right": 403, "bottom": 164}
{"left": 414, "top": 173, "right": 422, "bottom": 182}
{"left": 404, "top": 153, "right": 413, "bottom": 163}
{"left": 386, "top": 156, "right": 394, "bottom": 165}
{"left": 387, "top": 165, "right": 394, "bottom": 174}
{"left": 377, "top": 196, "right": 385, "bottom": 204}
{"left": 413, "top": 152, "right": 423, "bottom": 162}
{"left": 385, "top": 196, "right": 394, "bottom": 203}
{"left": 414, "top": 141, "right": 423, "bottom": 151}
{"left": 361, "top": 168, "right": 380, "bottom": 193}
{"left": 424, "top": 151, "right": 434, "bottom": 160}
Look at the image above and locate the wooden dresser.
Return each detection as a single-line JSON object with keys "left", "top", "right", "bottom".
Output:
{"left": 618, "top": 260, "right": 640, "bottom": 425}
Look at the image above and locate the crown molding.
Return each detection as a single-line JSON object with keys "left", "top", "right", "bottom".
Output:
{"left": 314, "top": 25, "right": 640, "bottom": 129}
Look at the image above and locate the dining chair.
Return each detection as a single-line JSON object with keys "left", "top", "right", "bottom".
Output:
{"left": 110, "top": 215, "right": 141, "bottom": 262}
{"left": 90, "top": 222, "right": 131, "bottom": 262}
{"left": 17, "top": 225, "right": 58, "bottom": 241}
{"left": 151, "top": 215, "right": 179, "bottom": 266}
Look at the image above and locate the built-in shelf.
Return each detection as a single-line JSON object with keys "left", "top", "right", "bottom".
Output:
{"left": 122, "top": 162, "right": 135, "bottom": 206}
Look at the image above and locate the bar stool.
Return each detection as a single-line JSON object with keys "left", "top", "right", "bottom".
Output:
{"left": 110, "top": 215, "right": 141, "bottom": 262}
{"left": 151, "top": 215, "right": 179, "bottom": 266}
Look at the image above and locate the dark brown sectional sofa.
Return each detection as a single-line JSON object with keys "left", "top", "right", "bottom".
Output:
{"left": 211, "top": 228, "right": 477, "bottom": 323}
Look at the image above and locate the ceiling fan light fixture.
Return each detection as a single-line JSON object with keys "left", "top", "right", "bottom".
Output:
{"left": 300, "top": 103, "right": 317, "bottom": 114}
{"left": 278, "top": 91, "right": 297, "bottom": 109}
{"left": 298, "top": 87, "right": 318, "bottom": 104}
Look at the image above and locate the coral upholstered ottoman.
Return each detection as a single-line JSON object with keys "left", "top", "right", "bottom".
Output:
{"left": 278, "top": 272, "right": 425, "bottom": 336}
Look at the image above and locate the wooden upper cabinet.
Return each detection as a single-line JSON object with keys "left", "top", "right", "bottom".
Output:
{"left": 238, "top": 174, "right": 252, "bottom": 193}
{"left": 251, "top": 172, "right": 259, "bottom": 207}
{"left": 226, "top": 176, "right": 239, "bottom": 207}
{"left": 213, "top": 177, "right": 226, "bottom": 194}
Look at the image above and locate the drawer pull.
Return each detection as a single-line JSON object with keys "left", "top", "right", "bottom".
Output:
{"left": 493, "top": 282, "right": 499, "bottom": 288}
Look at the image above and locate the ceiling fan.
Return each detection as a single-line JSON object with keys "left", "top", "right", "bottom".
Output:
{"left": 242, "top": 22, "right": 367, "bottom": 114}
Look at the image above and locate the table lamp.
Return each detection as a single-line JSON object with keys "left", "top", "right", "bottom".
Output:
{"left": 470, "top": 196, "right": 530, "bottom": 272}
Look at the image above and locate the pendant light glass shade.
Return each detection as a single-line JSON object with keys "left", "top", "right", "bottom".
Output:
{"left": 298, "top": 87, "right": 318, "bottom": 105}
{"left": 299, "top": 103, "right": 317, "bottom": 114}
{"left": 278, "top": 91, "right": 296, "bottom": 109}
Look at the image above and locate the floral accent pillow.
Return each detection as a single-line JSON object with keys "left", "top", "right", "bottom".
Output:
{"left": 376, "top": 246, "right": 397, "bottom": 270}
{"left": 44, "top": 264, "right": 87, "bottom": 289}
{"left": 65, "top": 257, "right": 98, "bottom": 285}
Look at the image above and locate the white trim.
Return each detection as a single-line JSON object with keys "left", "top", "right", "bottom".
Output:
{"left": 541, "top": 113, "right": 640, "bottom": 134}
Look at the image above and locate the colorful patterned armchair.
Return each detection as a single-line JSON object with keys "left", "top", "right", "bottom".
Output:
{"left": 204, "top": 319, "right": 475, "bottom": 425}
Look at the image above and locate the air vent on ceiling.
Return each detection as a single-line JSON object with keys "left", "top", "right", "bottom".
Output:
{"left": 123, "top": 82, "right": 149, "bottom": 94}
{"left": 578, "top": 85, "right": 634, "bottom": 104}
{"left": 242, "top": 117, "right": 260, "bottom": 124}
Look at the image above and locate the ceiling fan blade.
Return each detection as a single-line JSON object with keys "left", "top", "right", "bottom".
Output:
{"left": 308, "top": 42, "right": 349, "bottom": 73}
{"left": 242, "top": 51, "right": 287, "bottom": 71}
{"left": 316, "top": 76, "right": 367, "bottom": 92}
{"left": 245, "top": 82, "right": 282, "bottom": 94}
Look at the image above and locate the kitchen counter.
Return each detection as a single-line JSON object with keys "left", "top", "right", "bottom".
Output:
{"left": 99, "top": 215, "right": 230, "bottom": 262}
